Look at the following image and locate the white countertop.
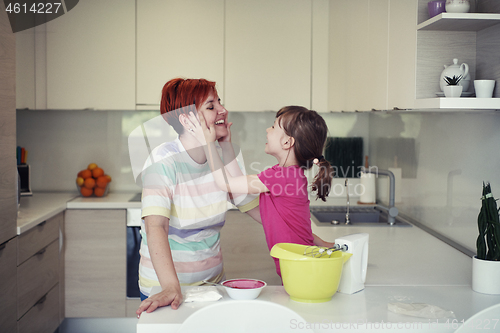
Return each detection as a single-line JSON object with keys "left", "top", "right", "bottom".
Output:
{"left": 136, "top": 212, "right": 483, "bottom": 332}
{"left": 16, "top": 191, "right": 141, "bottom": 234}
{"left": 16, "top": 192, "right": 77, "bottom": 234}
{"left": 66, "top": 192, "right": 141, "bottom": 209}
{"left": 137, "top": 285, "right": 500, "bottom": 333}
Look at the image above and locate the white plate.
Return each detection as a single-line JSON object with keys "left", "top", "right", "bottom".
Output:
{"left": 436, "top": 91, "right": 475, "bottom": 97}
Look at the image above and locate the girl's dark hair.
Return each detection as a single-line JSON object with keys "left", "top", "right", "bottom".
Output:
{"left": 276, "top": 106, "right": 333, "bottom": 202}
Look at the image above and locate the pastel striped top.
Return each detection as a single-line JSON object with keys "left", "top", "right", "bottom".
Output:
{"left": 139, "top": 138, "right": 258, "bottom": 296}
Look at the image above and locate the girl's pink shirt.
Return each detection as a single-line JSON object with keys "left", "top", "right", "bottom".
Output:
{"left": 257, "top": 164, "right": 314, "bottom": 277}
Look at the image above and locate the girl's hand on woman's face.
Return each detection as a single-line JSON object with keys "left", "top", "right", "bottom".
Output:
{"left": 218, "top": 121, "right": 233, "bottom": 143}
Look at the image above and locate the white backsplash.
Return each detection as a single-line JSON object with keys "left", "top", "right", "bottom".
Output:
{"left": 17, "top": 109, "right": 497, "bottom": 254}
{"left": 369, "top": 111, "right": 500, "bottom": 254}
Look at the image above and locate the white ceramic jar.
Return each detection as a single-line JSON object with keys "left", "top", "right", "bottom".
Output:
{"left": 445, "top": 0, "right": 470, "bottom": 13}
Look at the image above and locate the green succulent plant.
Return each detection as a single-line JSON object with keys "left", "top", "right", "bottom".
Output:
{"left": 443, "top": 75, "right": 463, "bottom": 86}
{"left": 476, "top": 182, "right": 500, "bottom": 261}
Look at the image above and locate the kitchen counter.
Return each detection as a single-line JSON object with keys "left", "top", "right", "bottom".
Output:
{"left": 17, "top": 191, "right": 141, "bottom": 234}
{"left": 66, "top": 192, "right": 141, "bottom": 209}
{"left": 137, "top": 285, "right": 500, "bottom": 333}
{"left": 16, "top": 192, "right": 77, "bottom": 234}
{"left": 136, "top": 213, "right": 486, "bottom": 332}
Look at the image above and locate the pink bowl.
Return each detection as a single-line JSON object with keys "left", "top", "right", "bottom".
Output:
{"left": 221, "top": 279, "right": 266, "bottom": 299}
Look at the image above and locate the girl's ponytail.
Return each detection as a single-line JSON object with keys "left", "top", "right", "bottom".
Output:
{"left": 311, "top": 157, "right": 333, "bottom": 202}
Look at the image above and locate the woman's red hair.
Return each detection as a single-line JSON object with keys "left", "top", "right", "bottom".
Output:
{"left": 160, "top": 78, "right": 218, "bottom": 134}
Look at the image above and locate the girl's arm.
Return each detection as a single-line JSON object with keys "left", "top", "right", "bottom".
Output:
{"left": 313, "top": 233, "right": 335, "bottom": 248}
{"left": 136, "top": 215, "right": 182, "bottom": 316}
{"left": 217, "top": 121, "right": 243, "bottom": 178}
{"left": 190, "top": 112, "right": 269, "bottom": 195}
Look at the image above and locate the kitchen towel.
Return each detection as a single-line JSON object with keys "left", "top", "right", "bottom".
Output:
{"left": 359, "top": 172, "right": 376, "bottom": 204}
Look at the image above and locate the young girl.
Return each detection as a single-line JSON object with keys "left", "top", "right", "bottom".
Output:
{"left": 189, "top": 105, "right": 334, "bottom": 277}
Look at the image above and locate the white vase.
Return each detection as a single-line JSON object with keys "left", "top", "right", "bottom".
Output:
{"left": 472, "top": 256, "right": 500, "bottom": 295}
{"left": 443, "top": 85, "right": 462, "bottom": 97}
{"left": 445, "top": 0, "right": 470, "bottom": 13}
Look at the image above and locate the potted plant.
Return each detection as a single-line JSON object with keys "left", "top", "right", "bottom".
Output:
{"left": 443, "top": 75, "right": 463, "bottom": 97}
{"left": 472, "top": 182, "right": 500, "bottom": 294}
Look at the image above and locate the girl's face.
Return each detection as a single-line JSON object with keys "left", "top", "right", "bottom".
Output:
{"left": 198, "top": 93, "right": 228, "bottom": 140}
{"left": 265, "top": 117, "right": 289, "bottom": 157}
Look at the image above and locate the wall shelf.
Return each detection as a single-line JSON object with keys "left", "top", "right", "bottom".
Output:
{"left": 414, "top": 97, "right": 500, "bottom": 110}
{"left": 417, "top": 13, "right": 500, "bottom": 31}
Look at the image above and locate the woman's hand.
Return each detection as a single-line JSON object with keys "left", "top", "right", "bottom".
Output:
{"left": 136, "top": 284, "right": 183, "bottom": 317}
{"left": 188, "top": 111, "right": 216, "bottom": 144}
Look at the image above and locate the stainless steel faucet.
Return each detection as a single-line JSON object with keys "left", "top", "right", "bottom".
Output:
{"left": 361, "top": 167, "right": 399, "bottom": 225}
{"left": 345, "top": 179, "right": 350, "bottom": 225}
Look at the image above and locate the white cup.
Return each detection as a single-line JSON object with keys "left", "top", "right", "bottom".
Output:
{"left": 474, "top": 80, "right": 495, "bottom": 98}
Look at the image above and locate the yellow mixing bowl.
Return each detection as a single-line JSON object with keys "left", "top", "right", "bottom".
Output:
{"left": 270, "top": 243, "right": 352, "bottom": 303}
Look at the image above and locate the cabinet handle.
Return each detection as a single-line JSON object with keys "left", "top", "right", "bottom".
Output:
{"left": 36, "top": 248, "right": 46, "bottom": 256}
{"left": 35, "top": 294, "right": 47, "bottom": 306}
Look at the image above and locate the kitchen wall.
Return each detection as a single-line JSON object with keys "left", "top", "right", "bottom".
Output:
{"left": 17, "top": 108, "right": 499, "bottom": 255}
{"left": 369, "top": 111, "right": 500, "bottom": 254}
{"left": 16, "top": 110, "right": 370, "bottom": 192}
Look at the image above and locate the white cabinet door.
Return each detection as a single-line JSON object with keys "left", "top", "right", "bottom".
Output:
{"left": 136, "top": 0, "right": 224, "bottom": 106}
{"left": 329, "top": 0, "right": 390, "bottom": 112}
{"left": 46, "top": 0, "right": 135, "bottom": 110}
{"left": 225, "top": 0, "right": 312, "bottom": 112}
{"left": 387, "top": 0, "right": 417, "bottom": 110}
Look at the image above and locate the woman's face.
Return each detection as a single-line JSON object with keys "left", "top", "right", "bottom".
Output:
{"left": 198, "top": 93, "right": 228, "bottom": 140}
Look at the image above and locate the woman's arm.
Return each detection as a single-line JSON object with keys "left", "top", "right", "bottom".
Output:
{"left": 136, "top": 215, "right": 182, "bottom": 316}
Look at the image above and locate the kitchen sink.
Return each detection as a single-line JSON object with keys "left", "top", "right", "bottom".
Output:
{"left": 310, "top": 206, "right": 411, "bottom": 227}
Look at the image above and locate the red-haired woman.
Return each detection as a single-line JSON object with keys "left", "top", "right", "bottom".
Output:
{"left": 136, "top": 78, "right": 259, "bottom": 316}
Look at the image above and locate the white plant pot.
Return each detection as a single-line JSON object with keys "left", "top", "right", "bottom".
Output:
{"left": 472, "top": 256, "right": 500, "bottom": 295}
{"left": 443, "top": 85, "right": 463, "bottom": 98}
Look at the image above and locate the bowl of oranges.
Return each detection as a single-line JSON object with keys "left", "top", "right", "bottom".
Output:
{"left": 76, "top": 163, "right": 112, "bottom": 197}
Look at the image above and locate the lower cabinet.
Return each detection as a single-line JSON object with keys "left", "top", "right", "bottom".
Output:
{"left": 64, "top": 209, "right": 126, "bottom": 317}
{"left": 0, "top": 237, "right": 17, "bottom": 333}
{"left": 16, "top": 211, "right": 64, "bottom": 333}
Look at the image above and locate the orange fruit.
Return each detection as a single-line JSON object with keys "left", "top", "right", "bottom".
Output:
{"left": 94, "top": 187, "right": 106, "bottom": 197}
{"left": 80, "top": 169, "right": 92, "bottom": 179}
{"left": 84, "top": 177, "right": 96, "bottom": 189}
{"left": 76, "top": 177, "right": 84, "bottom": 187}
{"left": 105, "top": 175, "right": 112, "bottom": 182}
{"left": 88, "top": 163, "right": 98, "bottom": 170}
{"left": 92, "top": 167, "right": 104, "bottom": 178}
{"left": 96, "top": 176, "right": 109, "bottom": 188}
{"left": 77, "top": 170, "right": 85, "bottom": 178}
{"left": 80, "top": 187, "right": 93, "bottom": 197}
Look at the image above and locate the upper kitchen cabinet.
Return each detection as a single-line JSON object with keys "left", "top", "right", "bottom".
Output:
{"left": 136, "top": 0, "right": 224, "bottom": 107}
{"left": 328, "top": 0, "right": 416, "bottom": 112}
{"left": 45, "top": 0, "right": 135, "bottom": 110}
{"left": 224, "top": 0, "right": 313, "bottom": 112}
{"left": 414, "top": 0, "right": 500, "bottom": 110}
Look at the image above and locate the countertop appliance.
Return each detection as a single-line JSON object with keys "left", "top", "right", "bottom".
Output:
{"left": 335, "top": 233, "right": 369, "bottom": 294}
